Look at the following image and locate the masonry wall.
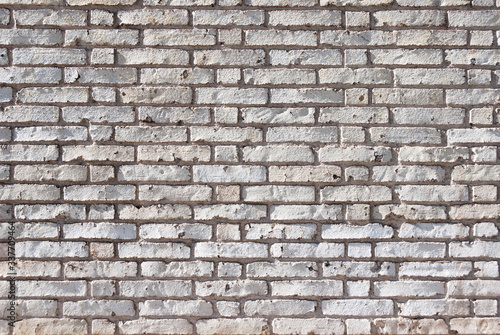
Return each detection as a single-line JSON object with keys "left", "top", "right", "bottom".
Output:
{"left": 0, "top": 0, "right": 499, "bottom": 334}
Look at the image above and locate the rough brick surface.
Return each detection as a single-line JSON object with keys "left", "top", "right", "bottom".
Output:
{"left": 0, "top": 1, "right": 499, "bottom": 335}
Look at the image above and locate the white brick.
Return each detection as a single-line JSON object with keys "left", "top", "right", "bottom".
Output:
{"left": 139, "top": 185, "right": 212, "bottom": 202}
{"left": 197, "top": 318, "right": 267, "bottom": 335}
{"left": 375, "top": 242, "right": 446, "bottom": 258}
{"left": 374, "top": 281, "right": 445, "bottom": 297}
{"left": 319, "top": 107, "right": 389, "bottom": 124}
{"left": 140, "top": 300, "right": 212, "bottom": 316}
{"left": 269, "top": 165, "right": 341, "bottom": 183}
{"left": 194, "top": 204, "right": 266, "bottom": 220}
{"left": 118, "top": 9, "right": 188, "bottom": 25}
{"left": 193, "top": 10, "right": 264, "bottom": 25}
{"left": 246, "top": 30, "right": 317, "bottom": 46}
{"left": 319, "top": 146, "right": 392, "bottom": 163}
{"left": 243, "top": 185, "right": 315, "bottom": 202}
{"left": 272, "top": 318, "right": 345, "bottom": 335}
{"left": 247, "top": 261, "right": 318, "bottom": 278}
{"left": 270, "top": 49, "right": 341, "bottom": 65}
{"left": 271, "top": 205, "right": 342, "bottom": 220}
{"left": 374, "top": 204, "right": 447, "bottom": 220}
{"left": 323, "top": 261, "right": 395, "bottom": 278}
{"left": 196, "top": 280, "right": 267, "bottom": 297}
{"left": 138, "top": 145, "right": 210, "bottom": 162}
{"left": 450, "top": 318, "right": 500, "bottom": 335}
{"left": 271, "top": 280, "right": 342, "bottom": 297}
{"left": 118, "top": 165, "right": 190, "bottom": 181}
{"left": 374, "top": 318, "right": 449, "bottom": 335}
{"left": 271, "top": 88, "right": 343, "bottom": 104}
{"left": 399, "top": 299, "right": 469, "bottom": 316}
{"left": 245, "top": 223, "right": 316, "bottom": 240}
{"left": 399, "top": 223, "right": 469, "bottom": 239}
{"left": 322, "top": 223, "right": 393, "bottom": 240}
{"left": 323, "top": 299, "right": 393, "bottom": 316}
{"left": 14, "top": 319, "right": 87, "bottom": 335}
{"left": 321, "top": 186, "right": 392, "bottom": 202}
{"left": 195, "top": 242, "right": 268, "bottom": 258}
{"left": 267, "top": 126, "right": 337, "bottom": 143}
{"left": 119, "top": 319, "right": 193, "bottom": 335}
{"left": 64, "top": 222, "right": 136, "bottom": 240}
{"left": 142, "top": 261, "right": 213, "bottom": 278}
{"left": 271, "top": 243, "right": 344, "bottom": 258}
{"left": 399, "top": 262, "right": 472, "bottom": 278}
{"left": 243, "top": 145, "right": 314, "bottom": 163}
{"left": 395, "top": 185, "right": 468, "bottom": 202}
{"left": 373, "top": 165, "right": 445, "bottom": 182}
{"left": 64, "top": 261, "right": 137, "bottom": 278}
{"left": 118, "top": 204, "right": 191, "bottom": 220}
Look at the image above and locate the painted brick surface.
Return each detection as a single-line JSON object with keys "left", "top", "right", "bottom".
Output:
{"left": 0, "top": 1, "right": 499, "bottom": 335}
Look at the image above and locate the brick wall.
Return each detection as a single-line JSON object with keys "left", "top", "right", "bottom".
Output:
{"left": 0, "top": 0, "right": 499, "bottom": 334}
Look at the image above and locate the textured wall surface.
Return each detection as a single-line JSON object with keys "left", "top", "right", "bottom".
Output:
{"left": 0, "top": 0, "right": 500, "bottom": 334}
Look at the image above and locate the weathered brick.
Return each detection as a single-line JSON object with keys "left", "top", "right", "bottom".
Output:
{"left": 194, "top": 204, "right": 266, "bottom": 220}
{"left": 139, "top": 185, "right": 212, "bottom": 202}
{"left": 144, "top": 29, "right": 216, "bottom": 46}
{"left": 197, "top": 318, "right": 267, "bottom": 335}
{"left": 141, "top": 68, "right": 214, "bottom": 85}
{"left": 323, "top": 261, "right": 396, "bottom": 278}
{"left": 245, "top": 223, "right": 317, "bottom": 240}
{"left": 0, "top": 29, "right": 62, "bottom": 45}
{"left": 196, "top": 87, "right": 267, "bottom": 105}
{"left": 0, "top": 184, "right": 59, "bottom": 201}
{"left": 452, "top": 165, "right": 500, "bottom": 181}
{"left": 272, "top": 318, "right": 345, "bottom": 335}
{"left": 321, "top": 185, "right": 392, "bottom": 202}
{"left": 140, "top": 300, "right": 212, "bottom": 316}
{"left": 14, "top": 126, "right": 87, "bottom": 142}
{"left": 373, "top": 165, "right": 445, "bottom": 182}
{"left": 374, "top": 318, "right": 449, "bottom": 335}
{"left": 323, "top": 299, "right": 393, "bottom": 316}
{"left": 15, "top": 204, "right": 86, "bottom": 220}
{"left": 247, "top": 261, "right": 318, "bottom": 278}
{"left": 399, "top": 146, "right": 469, "bottom": 163}
{"left": 322, "top": 223, "right": 393, "bottom": 240}
{"left": 119, "top": 319, "right": 193, "bottom": 335}
{"left": 319, "top": 146, "right": 392, "bottom": 163}
{"left": 193, "top": 165, "right": 265, "bottom": 182}
{"left": 396, "top": 185, "right": 468, "bottom": 202}
{"left": 243, "top": 145, "right": 314, "bottom": 163}
{"left": 138, "top": 145, "right": 211, "bottom": 162}
{"left": 269, "top": 165, "right": 341, "bottom": 182}
{"left": 194, "top": 50, "right": 264, "bottom": 66}
{"left": 396, "top": 29, "right": 467, "bottom": 46}
{"left": 118, "top": 204, "right": 191, "bottom": 220}
{"left": 64, "top": 222, "right": 136, "bottom": 240}
{"left": 246, "top": 30, "right": 317, "bottom": 46}
{"left": 269, "top": 10, "right": 341, "bottom": 26}
{"left": 17, "top": 87, "right": 89, "bottom": 103}
{"left": 142, "top": 261, "right": 214, "bottom": 278}
{"left": 196, "top": 280, "right": 267, "bottom": 297}
{"left": 63, "top": 145, "right": 134, "bottom": 162}
{"left": 117, "top": 48, "right": 189, "bottom": 65}
{"left": 321, "top": 30, "right": 395, "bottom": 46}
{"left": 399, "top": 261, "right": 472, "bottom": 278}
{"left": 270, "top": 49, "right": 341, "bottom": 65}
{"left": 120, "top": 86, "right": 191, "bottom": 104}
{"left": 271, "top": 205, "right": 342, "bottom": 220}
{"left": 13, "top": 319, "right": 87, "bottom": 335}
{"left": 194, "top": 10, "right": 264, "bottom": 25}
{"left": 392, "top": 108, "right": 465, "bottom": 124}
{"left": 374, "top": 280, "right": 445, "bottom": 297}
{"left": 375, "top": 242, "right": 446, "bottom": 258}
